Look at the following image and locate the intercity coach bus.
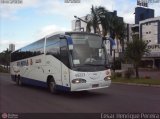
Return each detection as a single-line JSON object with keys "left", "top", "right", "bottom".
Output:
{"left": 10, "top": 32, "right": 111, "bottom": 93}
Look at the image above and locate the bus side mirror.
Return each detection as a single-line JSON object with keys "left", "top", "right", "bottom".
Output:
{"left": 101, "top": 37, "right": 106, "bottom": 48}
{"left": 102, "top": 36, "right": 106, "bottom": 42}
{"left": 69, "top": 45, "right": 73, "bottom": 50}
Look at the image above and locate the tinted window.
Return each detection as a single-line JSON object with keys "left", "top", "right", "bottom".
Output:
{"left": 46, "top": 35, "right": 60, "bottom": 60}
{"left": 11, "top": 38, "right": 45, "bottom": 62}
{"left": 60, "top": 38, "right": 70, "bottom": 68}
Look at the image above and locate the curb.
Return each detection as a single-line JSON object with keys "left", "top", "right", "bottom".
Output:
{"left": 112, "top": 82, "right": 160, "bottom": 88}
{"left": 0, "top": 73, "right": 10, "bottom": 76}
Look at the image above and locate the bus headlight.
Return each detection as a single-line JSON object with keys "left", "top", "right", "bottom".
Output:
{"left": 104, "top": 76, "right": 111, "bottom": 81}
{"left": 72, "top": 79, "right": 86, "bottom": 84}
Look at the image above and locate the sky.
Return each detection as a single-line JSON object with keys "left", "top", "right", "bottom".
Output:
{"left": 0, "top": 0, "right": 160, "bottom": 52}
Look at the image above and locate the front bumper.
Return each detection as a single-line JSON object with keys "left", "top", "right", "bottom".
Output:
{"left": 70, "top": 80, "right": 111, "bottom": 91}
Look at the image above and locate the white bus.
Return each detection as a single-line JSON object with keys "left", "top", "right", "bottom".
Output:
{"left": 10, "top": 32, "right": 111, "bottom": 93}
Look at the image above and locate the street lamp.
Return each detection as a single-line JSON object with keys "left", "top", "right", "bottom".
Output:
{"left": 74, "top": 15, "right": 88, "bottom": 32}
{"left": 74, "top": 15, "right": 88, "bottom": 23}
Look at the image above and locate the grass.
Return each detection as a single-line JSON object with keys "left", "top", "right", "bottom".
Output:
{"left": 112, "top": 77, "right": 160, "bottom": 86}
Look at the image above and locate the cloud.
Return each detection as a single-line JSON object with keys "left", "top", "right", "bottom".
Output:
{"left": 149, "top": 3, "right": 160, "bottom": 17}
{"left": 38, "top": 0, "right": 92, "bottom": 19}
{"left": 36, "top": 0, "right": 119, "bottom": 21}
{"left": 36, "top": 0, "right": 136, "bottom": 24}
{"left": 0, "top": 0, "right": 40, "bottom": 19}
{"left": 37, "top": 0, "right": 160, "bottom": 24}
{"left": 34, "top": 24, "right": 71, "bottom": 39}
{"left": 115, "top": 0, "right": 135, "bottom": 24}
{"left": 1, "top": 0, "right": 160, "bottom": 52}
{"left": 1, "top": 0, "right": 159, "bottom": 23}
{"left": 0, "top": 24, "right": 71, "bottom": 52}
{"left": 0, "top": 39, "right": 32, "bottom": 52}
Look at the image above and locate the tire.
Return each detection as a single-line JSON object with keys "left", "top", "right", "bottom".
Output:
{"left": 48, "top": 78, "right": 57, "bottom": 94}
{"left": 16, "top": 75, "right": 23, "bottom": 86}
{"left": 16, "top": 75, "right": 19, "bottom": 85}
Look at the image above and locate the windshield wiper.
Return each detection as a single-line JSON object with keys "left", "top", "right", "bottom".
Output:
{"left": 84, "top": 63, "right": 104, "bottom": 66}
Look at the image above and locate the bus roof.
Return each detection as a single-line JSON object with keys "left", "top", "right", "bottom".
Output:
{"left": 12, "top": 31, "right": 101, "bottom": 53}
{"left": 46, "top": 31, "right": 100, "bottom": 38}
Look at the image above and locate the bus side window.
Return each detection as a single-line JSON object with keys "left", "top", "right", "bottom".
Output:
{"left": 60, "top": 39, "right": 70, "bottom": 68}
{"left": 46, "top": 36, "right": 60, "bottom": 60}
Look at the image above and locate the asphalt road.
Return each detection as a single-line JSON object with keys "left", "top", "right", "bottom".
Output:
{"left": 0, "top": 73, "right": 160, "bottom": 114}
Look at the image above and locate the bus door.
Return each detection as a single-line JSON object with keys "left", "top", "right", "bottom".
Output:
{"left": 60, "top": 38, "right": 71, "bottom": 89}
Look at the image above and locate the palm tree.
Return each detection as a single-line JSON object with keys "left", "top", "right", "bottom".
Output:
{"left": 85, "top": 5, "right": 127, "bottom": 64}
{"left": 96, "top": 6, "right": 110, "bottom": 37}
{"left": 85, "top": 5, "right": 100, "bottom": 34}
{"left": 86, "top": 6, "right": 126, "bottom": 47}
{"left": 125, "top": 36, "right": 149, "bottom": 78}
{"left": 108, "top": 14, "right": 126, "bottom": 53}
{"left": 85, "top": 6, "right": 111, "bottom": 35}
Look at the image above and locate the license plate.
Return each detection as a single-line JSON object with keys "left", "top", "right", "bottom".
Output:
{"left": 92, "top": 84, "right": 99, "bottom": 88}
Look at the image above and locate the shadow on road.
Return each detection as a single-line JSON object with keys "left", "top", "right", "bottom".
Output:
{"left": 56, "top": 90, "right": 108, "bottom": 99}
{"left": 15, "top": 83, "right": 109, "bottom": 99}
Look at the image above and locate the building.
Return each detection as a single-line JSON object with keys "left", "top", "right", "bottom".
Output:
{"left": 132, "top": 5, "right": 155, "bottom": 37}
{"left": 131, "top": 2, "right": 160, "bottom": 69}
{"left": 72, "top": 16, "right": 86, "bottom": 32}
{"left": 139, "top": 16, "right": 160, "bottom": 68}
{"left": 140, "top": 16, "right": 160, "bottom": 44}
{"left": 9, "top": 44, "right": 15, "bottom": 52}
{"left": 135, "top": 7, "right": 154, "bottom": 24}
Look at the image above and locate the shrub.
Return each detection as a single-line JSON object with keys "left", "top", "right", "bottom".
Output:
{"left": 124, "top": 68, "right": 135, "bottom": 79}
{"left": 144, "top": 76, "right": 151, "bottom": 79}
{"left": 115, "top": 72, "right": 122, "bottom": 78}
{"left": 114, "top": 58, "right": 121, "bottom": 70}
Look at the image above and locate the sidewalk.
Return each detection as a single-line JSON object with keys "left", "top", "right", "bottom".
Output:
{"left": 113, "top": 82, "right": 160, "bottom": 88}
{"left": 114, "top": 69, "right": 160, "bottom": 80}
{"left": 0, "top": 72, "right": 10, "bottom": 76}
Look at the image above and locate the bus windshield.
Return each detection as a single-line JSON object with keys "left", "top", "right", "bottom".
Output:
{"left": 70, "top": 34, "right": 107, "bottom": 67}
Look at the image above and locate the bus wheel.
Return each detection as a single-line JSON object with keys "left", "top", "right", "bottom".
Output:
{"left": 48, "top": 78, "right": 57, "bottom": 94}
{"left": 16, "top": 75, "right": 19, "bottom": 85}
{"left": 16, "top": 75, "right": 23, "bottom": 86}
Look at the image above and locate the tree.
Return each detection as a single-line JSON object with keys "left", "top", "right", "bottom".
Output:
{"left": 85, "top": 6, "right": 112, "bottom": 35}
{"left": 125, "top": 36, "right": 149, "bottom": 78}
{"left": 85, "top": 5, "right": 126, "bottom": 51}
{"left": 111, "top": 16, "right": 126, "bottom": 52}
{"left": 0, "top": 49, "right": 11, "bottom": 71}
{"left": 85, "top": 5, "right": 100, "bottom": 34}
{"left": 96, "top": 6, "right": 110, "bottom": 37}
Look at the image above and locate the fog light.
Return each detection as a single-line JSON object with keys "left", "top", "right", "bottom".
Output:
{"left": 104, "top": 76, "right": 111, "bottom": 81}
